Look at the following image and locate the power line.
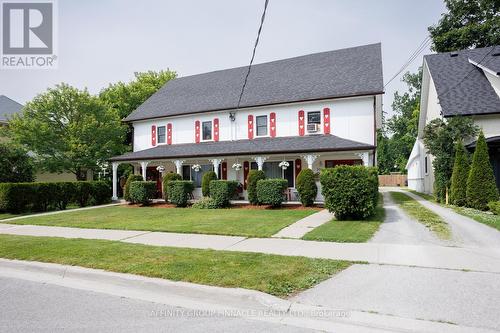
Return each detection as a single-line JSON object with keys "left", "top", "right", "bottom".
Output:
{"left": 236, "top": 0, "right": 270, "bottom": 109}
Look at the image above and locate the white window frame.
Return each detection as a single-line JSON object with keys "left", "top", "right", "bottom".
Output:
{"left": 255, "top": 115, "right": 269, "bottom": 137}
{"left": 306, "top": 110, "right": 322, "bottom": 134}
{"left": 201, "top": 120, "right": 213, "bottom": 142}
{"left": 157, "top": 125, "right": 166, "bottom": 144}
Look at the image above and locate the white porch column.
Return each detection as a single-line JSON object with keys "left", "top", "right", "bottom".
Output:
{"left": 210, "top": 158, "right": 222, "bottom": 177}
{"left": 302, "top": 154, "right": 319, "bottom": 169}
{"left": 140, "top": 161, "right": 149, "bottom": 180}
{"left": 173, "top": 160, "right": 184, "bottom": 175}
{"left": 111, "top": 162, "right": 120, "bottom": 200}
{"left": 356, "top": 152, "right": 370, "bottom": 166}
{"left": 253, "top": 156, "right": 267, "bottom": 171}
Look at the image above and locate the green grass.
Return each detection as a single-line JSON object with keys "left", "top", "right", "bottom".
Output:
{"left": 302, "top": 194, "right": 385, "bottom": 243}
{"left": 0, "top": 234, "right": 350, "bottom": 297}
{"left": 451, "top": 206, "right": 500, "bottom": 231}
{"left": 406, "top": 189, "right": 436, "bottom": 202}
{"left": 390, "top": 192, "right": 451, "bottom": 239}
{"left": 0, "top": 212, "right": 19, "bottom": 220}
{"left": 2, "top": 206, "right": 317, "bottom": 238}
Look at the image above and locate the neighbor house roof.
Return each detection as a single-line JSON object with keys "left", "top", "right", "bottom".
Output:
{"left": 124, "top": 43, "right": 384, "bottom": 122}
{"left": 424, "top": 45, "right": 500, "bottom": 117}
{"left": 110, "top": 135, "right": 374, "bottom": 162}
{"left": 0, "top": 95, "right": 23, "bottom": 123}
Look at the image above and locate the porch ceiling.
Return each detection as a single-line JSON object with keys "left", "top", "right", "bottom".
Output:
{"left": 110, "top": 135, "right": 374, "bottom": 162}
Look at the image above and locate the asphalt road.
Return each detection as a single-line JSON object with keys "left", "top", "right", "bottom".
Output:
{"left": 0, "top": 277, "right": 316, "bottom": 333}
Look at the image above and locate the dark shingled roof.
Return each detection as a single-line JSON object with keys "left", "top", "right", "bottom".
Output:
{"left": 110, "top": 135, "right": 374, "bottom": 161}
{"left": 124, "top": 43, "right": 383, "bottom": 122}
{"left": 0, "top": 95, "right": 23, "bottom": 122}
{"left": 424, "top": 45, "right": 500, "bottom": 117}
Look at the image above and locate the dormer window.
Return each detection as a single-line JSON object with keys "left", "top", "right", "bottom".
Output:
{"left": 202, "top": 121, "right": 212, "bottom": 140}
{"left": 256, "top": 115, "right": 268, "bottom": 136}
{"left": 157, "top": 126, "right": 166, "bottom": 144}
{"left": 307, "top": 111, "right": 321, "bottom": 133}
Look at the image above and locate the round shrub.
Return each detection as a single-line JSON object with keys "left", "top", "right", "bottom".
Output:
{"left": 488, "top": 201, "right": 500, "bottom": 215}
{"left": 209, "top": 180, "right": 238, "bottom": 208}
{"left": 168, "top": 180, "right": 194, "bottom": 207}
{"left": 124, "top": 174, "right": 143, "bottom": 202}
{"left": 202, "top": 171, "right": 217, "bottom": 197}
{"left": 129, "top": 181, "right": 156, "bottom": 206}
{"left": 257, "top": 179, "right": 288, "bottom": 207}
{"left": 247, "top": 170, "right": 266, "bottom": 205}
{"left": 320, "top": 165, "right": 378, "bottom": 220}
{"left": 162, "top": 172, "right": 182, "bottom": 201}
{"left": 296, "top": 169, "right": 317, "bottom": 206}
{"left": 192, "top": 197, "right": 218, "bottom": 209}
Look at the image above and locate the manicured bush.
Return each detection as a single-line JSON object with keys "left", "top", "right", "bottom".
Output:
{"left": 247, "top": 170, "right": 266, "bottom": 205}
{"left": 488, "top": 201, "right": 500, "bottom": 215}
{"left": 168, "top": 180, "right": 194, "bottom": 207}
{"left": 54, "top": 182, "right": 76, "bottom": 210}
{"left": 366, "top": 167, "right": 379, "bottom": 208}
{"left": 296, "top": 169, "right": 317, "bottom": 206}
{"left": 201, "top": 171, "right": 217, "bottom": 197}
{"left": 209, "top": 180, "right": 238, "bottom": 208}
{"left": 129, "top": 181, "right": 156, "bottom": 206}
{"left": 73, "top": 181, "right": 93, "bottom": 207}
{"left": 31, "top": 182, "right": 59, "bottom": 212}
{"left": 192, "top": 197, "right": 218, "bottom": 209}
{"left": 256, "top": 179, "right": 288, "bottom": 207}
{"left": 466, "top": 131, "right": 499, "bottom": 210}
{"left": 0, "top": 183, "right": 33, "bottom": 213}
{"left": 162, "top": 172, "right": 182, "bottom": 201}
{"left": 124, "top": 174, "right": 143, "bottom": 202}
{"left": 91, "top": 181, "right": 112, "bottom": 205}
{"left": 450, "top": 141, "right": 469, "bottom": 206}
{"left": 320, "top": 165, "right": 378, "bottom": 220}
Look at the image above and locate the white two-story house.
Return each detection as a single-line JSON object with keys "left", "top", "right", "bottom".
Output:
{"left": 109, "top": 43, "right": 384, "bottom": 200}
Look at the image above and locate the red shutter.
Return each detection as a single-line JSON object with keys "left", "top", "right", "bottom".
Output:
{"left": 243, "top": 161, "right": 250, "bottom": 189}
{"left": 270, "top": 112, "right": 276, "bottom": 137}
{"left": 214, "top": 118, "right": 219, "bottom": 142}
{"left": 221, "top": 162, "right": 227, "bottom": 180}
{"left": 295, "top": 158, "right": 302, "bottom": 180}
{"left": 195, "top": 120, "right": 200, "bottom": 143}
{"left": 167, "top": 123, "right": 172, "bottom": 145}
{"left": 298, "top": 110, "right": 305, "bottom": 136}
{"left": 323, "top": 107, "right": 330, "bottom": 134}
{"left": 248, "top": 115, "right": 254, "bottom": 139}
{"left": 151, "top": 125, "right": 156, "bottom": 146}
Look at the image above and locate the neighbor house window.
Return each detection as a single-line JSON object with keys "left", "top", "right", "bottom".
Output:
{"left": 157, "top": 126, "right": 166, "bottom": 144}
{"left": 307, "top": 111, "right": 321, "bottom": 125}
{"left": 424, "top": 156, "right": 428, "bottom": 174}
{"left": 256, "top": 115, "right": 268, "bottom": 136}
{"left": 202, "top": 121, "right": 212, "bottom": 140}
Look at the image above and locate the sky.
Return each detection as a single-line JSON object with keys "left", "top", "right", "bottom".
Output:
{"left": 0, "top": 0, "right": 446, "bottom": 118}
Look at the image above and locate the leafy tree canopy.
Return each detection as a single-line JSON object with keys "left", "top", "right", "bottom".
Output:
{"left": 0, "top": 143, "right": 34, "bottom": 182}
{"left": 7, "top": 84, "right": 126, "bottom": 180}
{"left": 428, "top": 0, "right": 500, "bottom": 52}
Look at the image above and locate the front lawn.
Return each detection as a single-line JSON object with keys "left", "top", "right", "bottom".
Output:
{"left": 302, "top": 194, "right": 385, "bottom": 242}
{"left": 390, "top": 192, "right": 451, "bottom": 239}
{"left": 2, "top": 206, "right": 317, "bottom": 238}
{"left": 0, "top": 234, "right": 350, "bottom": 297}
{"left": 0, "top": 213, "right": 19, "bottom": 220}
{"left": 451, "top": 206, "right": 500, "bottom": 232}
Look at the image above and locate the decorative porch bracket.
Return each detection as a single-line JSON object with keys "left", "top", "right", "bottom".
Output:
{"left": 253, "top": 156, "right": 268, "bottom": 171}
{"left": 209, "top": 158, "right": 223, "bottom": 177}
{"left": 111, "top": 162, "right": 120, "bottom": 200}
{"left": 355, "top": 152, "right": 370, "bottom": 166}
{"left": 173, "top": 160, "right": 185, "bottom": 175}
{"left": 301, "top": 154, "right": 319, "bottom": 169}
{"left": 140, "top": 161, "right": 150, "bottom": 180}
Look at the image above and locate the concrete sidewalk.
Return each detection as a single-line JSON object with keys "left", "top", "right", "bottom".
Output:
{"left": 1, "top": 223, "right": 500, "bottom": 273}
{"left": 272, "top": 209, "right": 333, "bottom": 238}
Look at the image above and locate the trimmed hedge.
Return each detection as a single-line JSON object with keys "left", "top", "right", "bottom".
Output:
{"left": 162, "top": 172, "right": 182, "bottom": 201}
{"left": 450, "top": 141, "right": 469, "bottom": 206}
{"left": 320, "top": 165, "right": 378, "bottom": 220}
{"left": 209, "top": 180, "right": 238, "bottom": 208}
{"left": 247, "top": 170, "right": 266, "bottom": 205}
{"left": 257, "top": 179, "right": 288, "bottom": 207}
{"left": 0, "top": 181, "right": 111, "bottom": 213}
{"left": 192, "top": 197, "right": 218, "bottom": 209}
{"left": 124, "top": 174, "right": 143, "bottom": 202}
{"left": 202, "top": 171, "right": 217, "bottom": 197}
{"left": 168, "top": 180, "right": 194, "bottom": 207}
{"left": 296, "top": 169, "right": 317, "bottom": 206}
{"left": 129, "top": 181, "right": 156, "bottom": 206}
{"left": 488, "top": 201, "right": 500, "bottom": 215}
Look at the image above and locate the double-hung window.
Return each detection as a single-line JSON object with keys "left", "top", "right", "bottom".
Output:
{"left": 307, "top": 111, "right": 321, "bottom": 125}
{"left": 256, "top": 115, "right": 268, "bottom": 136}
{"left": 157, "top": 126, "right": 166, "bottom": 144}
{"left": 202, "top": 121, "right": 212, "bottom": 140}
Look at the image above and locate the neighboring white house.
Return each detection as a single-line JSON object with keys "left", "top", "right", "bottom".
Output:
{"left": 407, "top": 45, "right": 500, "bottom": 194}
{"left": 110, "top": 43, "right": 384, "bottom": 200}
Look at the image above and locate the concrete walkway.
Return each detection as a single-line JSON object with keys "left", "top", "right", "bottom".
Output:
{"left": 1, "top": 223, "right": 500, "bottom": 273}
{"left": 272, "top": 209, "right": 333, "bottom": 238}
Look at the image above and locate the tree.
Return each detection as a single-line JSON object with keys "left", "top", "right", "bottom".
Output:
{"left": 466, "top": 131, "right": 499, "bottom": 210}
{"left": 428, "top": 0, "right": 500, "bottom": 52}
{"left": 7, "top": 84, "right": 126, "bottom": 180}
{"left": 423, "top": 117, "right": 478, "bottom": 203}
{"left": 0, "top": 143, "right": 34, "bottom": 182}
{"left": 99, "top": 70, "right": 177, "bottom": 145}
{"left": 449, "top": 141, "right": 469, "bottom": 206}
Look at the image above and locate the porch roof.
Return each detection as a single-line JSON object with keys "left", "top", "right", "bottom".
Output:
{"left": 110, "top": 135, "right": 374, "bottom": 162}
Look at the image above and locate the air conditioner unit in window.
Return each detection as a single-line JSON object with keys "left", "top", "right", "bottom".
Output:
{"left": 307, "top": 123, "right": 319, "bottom": 133}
